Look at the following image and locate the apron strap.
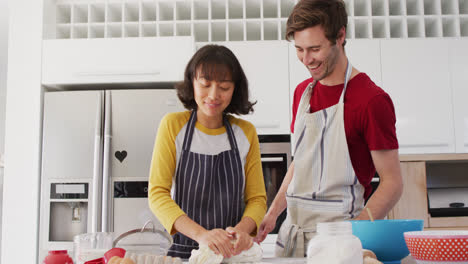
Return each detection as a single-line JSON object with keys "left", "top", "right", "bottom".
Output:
{"left": 182, "top": 111, "right": 240, "bottom": 153}
{"left": 338, "top": 60, "right": 353, "bottom": 103}
{"left": 301, "top": 80, "right": 317, "bottom": 115}
{"left": 297, "top": 59, "right": 353, "bottom": 118}
{"left": 182, "top": 111, "right": 197, "bottom": 151}
{"left": 223, "top": 115, "right": 240, "bottom": 153}
{"left": 283, "top": 224, "right": 315, "bottom": 257}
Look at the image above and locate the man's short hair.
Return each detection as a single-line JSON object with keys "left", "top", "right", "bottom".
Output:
{"left": 286, "top": 0, "right": 348, "bottom": 47}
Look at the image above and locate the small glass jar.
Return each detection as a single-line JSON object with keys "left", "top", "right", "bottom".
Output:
{"left": 307, "top": 221, "right": 363, "bottom": 264}
{"left": 43, "top": 250, "right": 74, "bottom": 264}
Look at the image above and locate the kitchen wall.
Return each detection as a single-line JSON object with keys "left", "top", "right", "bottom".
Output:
{"left": 0, "top": 0, "right": 8, "bottom": 154}
{"left": 2, "top": 0, "right": 43, "bottom": 263}
{"left": 0, "top": 0, "right": 9, "bottom": 262}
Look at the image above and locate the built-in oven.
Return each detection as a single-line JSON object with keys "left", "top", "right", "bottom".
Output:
{"left": 259, "top": 135, "right": 291, "bottom": 234}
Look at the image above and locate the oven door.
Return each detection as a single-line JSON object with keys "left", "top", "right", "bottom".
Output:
{"left": 261, "top": 153, "right": 288, "bottom": 234}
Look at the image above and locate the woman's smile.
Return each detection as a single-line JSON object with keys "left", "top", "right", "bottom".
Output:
{"left": 205, "top": 101, "right": 221, "bottom": 108}
{"left": 193, "top": 74, "right": 235, "bottom": 128}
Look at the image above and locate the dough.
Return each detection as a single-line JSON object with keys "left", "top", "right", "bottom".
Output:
{"left": 364, "top": 257, "right": 382, "bottom": 264}
{"left": 362, "top": 249, "right": 382, "bottom": 264}
{"left": 222, "top": 243, "right": 262, "bottom": 263}
{"left": 107, "top": 256, "right": 136, "bottom": 264}
{"left": 362, "top": 249, "right": 377, "bottom": 260}
{"left": 188, "top": 243, "right": 263, "bottom": 264}
{"left": 188, "top": 245, "right": 223, "bottom": 264}
{"left": 123, "top": 252, "right": 182, "bottom": 264}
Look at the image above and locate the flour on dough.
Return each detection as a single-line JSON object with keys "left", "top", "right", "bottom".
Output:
{"left": 188, "top": 243, "right": 263, "bottom": 264}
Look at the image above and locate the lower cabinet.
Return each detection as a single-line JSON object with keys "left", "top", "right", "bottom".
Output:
{"left": 387, "top": 161, "right": 430, "bottom": 227}
{"left": 388, "top": 155, "right": 468, "bottom": 230}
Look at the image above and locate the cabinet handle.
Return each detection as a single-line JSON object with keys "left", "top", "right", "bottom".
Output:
{"left": 449, "top": 202, "right": 465, "bottom": 208}
{"left": 254, "top": 121, "right": 280, "bottom": 128}
{"left": 91, "top": 92, "right": 103, "bottom": 233}
{"left": 101, "top": 91, "right": 112, "bottom": 232}
{"left": 261, "top": 157, "right": 284, "bottom": 162}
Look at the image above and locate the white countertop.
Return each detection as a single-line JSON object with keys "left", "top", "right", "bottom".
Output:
{"left": 261, "top": 258, "right": 306, "bottom": 263}
{"left": 183, "top": 259, "right": 306, "bottom": 264}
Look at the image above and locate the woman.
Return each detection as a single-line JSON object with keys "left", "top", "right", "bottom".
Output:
{"left": 148, "top": 44, "right": 267, "bottom": 259}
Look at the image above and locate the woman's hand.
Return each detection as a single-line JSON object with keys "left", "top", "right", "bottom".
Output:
{"left": 196, "top": 228, "right": 234, "bottom": 258}
{"left": 226, "top": 226, "right": 253, "bottom": 255}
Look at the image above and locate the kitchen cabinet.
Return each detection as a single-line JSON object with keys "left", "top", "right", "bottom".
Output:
{"left": 381, "top": 39, "right": 454, "bottom": 154}
{"left": 42, "top": 37, "right": 194, "bottom": 85}
{"left": 389, "top": 155, "right": 468, "bottom": 230}
{"left": 345, "top": 39, "right": 382, "bottom": 87}
{"left": 449, "top": 39, "right": 468, "bottom": 153}
{"left": 224, "top": 41, "right": 290, "bottom": 135}
{"left": 387, "top": 161, "right": 430, "bottom": 227}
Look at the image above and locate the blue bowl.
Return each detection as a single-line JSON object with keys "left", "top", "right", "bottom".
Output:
{"left": 350, "top": 219, "right": 424, "bottom": 264}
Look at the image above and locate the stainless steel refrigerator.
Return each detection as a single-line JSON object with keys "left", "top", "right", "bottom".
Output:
{"left": 39, "top": 89, "right": 184, "bottom": 260}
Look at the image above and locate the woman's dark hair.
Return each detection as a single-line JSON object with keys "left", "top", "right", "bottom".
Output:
{"left": 286, "top": 0, "right": 348, "bottom": 47}
{"left": 175, "top": 44, "right": 256, "bottom": 115}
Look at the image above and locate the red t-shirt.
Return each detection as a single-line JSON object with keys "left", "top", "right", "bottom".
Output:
{"left": 291, "top": 73, "right": 399, "bottom": 199}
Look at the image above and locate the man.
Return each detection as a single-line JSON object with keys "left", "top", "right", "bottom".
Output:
{"left": 254, "top": 0, "right": 403, "bottom": 257}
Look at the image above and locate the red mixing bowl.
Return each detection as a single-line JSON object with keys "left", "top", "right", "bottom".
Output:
{"left": 404, "top": 230, "right": 468, "bottom": 263}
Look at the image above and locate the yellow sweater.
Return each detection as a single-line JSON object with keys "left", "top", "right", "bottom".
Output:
{"left": 148, "top": 111, "right": 267, "bottom": 235}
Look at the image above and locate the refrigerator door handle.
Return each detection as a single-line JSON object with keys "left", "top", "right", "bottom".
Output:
{"left": 91, "top": 91, "right": 104, "bottom": 233}
{"left": 102, "top": 91, "right": 112, "bottom": 232}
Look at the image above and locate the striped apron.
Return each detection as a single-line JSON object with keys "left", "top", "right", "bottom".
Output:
{"left": 275, "top": 62, "right": 365, "bottom": 257}
{"left": 167, "top": 111, "right": 245, "bottom": 259}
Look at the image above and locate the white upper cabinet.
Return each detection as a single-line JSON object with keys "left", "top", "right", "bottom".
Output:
{"left": 381, "top": 39, "right": 454, "bottom": 154}
{"left": 345, "top": 39, "right": 382, "bottom": 87}
{"left": 288, "top": 42, "right": 308, "bottom": 108}
{"left": 42, "top": 37, "right": 194, "bottom": 85}
{"left": 449, "top": 39, "right": 468, "bottom": 153}
{"left": 224, "top": 42, "right": 290, "bottom": 135}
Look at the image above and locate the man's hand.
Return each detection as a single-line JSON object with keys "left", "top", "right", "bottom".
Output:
{"left": 356, "top": 149, "right": 403, "bottom": 220}
{"left": 253, "top": 212, "right": 277, "bottom": 243}
{"left": 254, "top": 161, "right": 294, "bottom": 243}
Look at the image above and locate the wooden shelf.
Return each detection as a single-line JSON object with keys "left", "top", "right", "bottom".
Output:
{"left": 429, "top": 216, "right": 468, "bottom": 228}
